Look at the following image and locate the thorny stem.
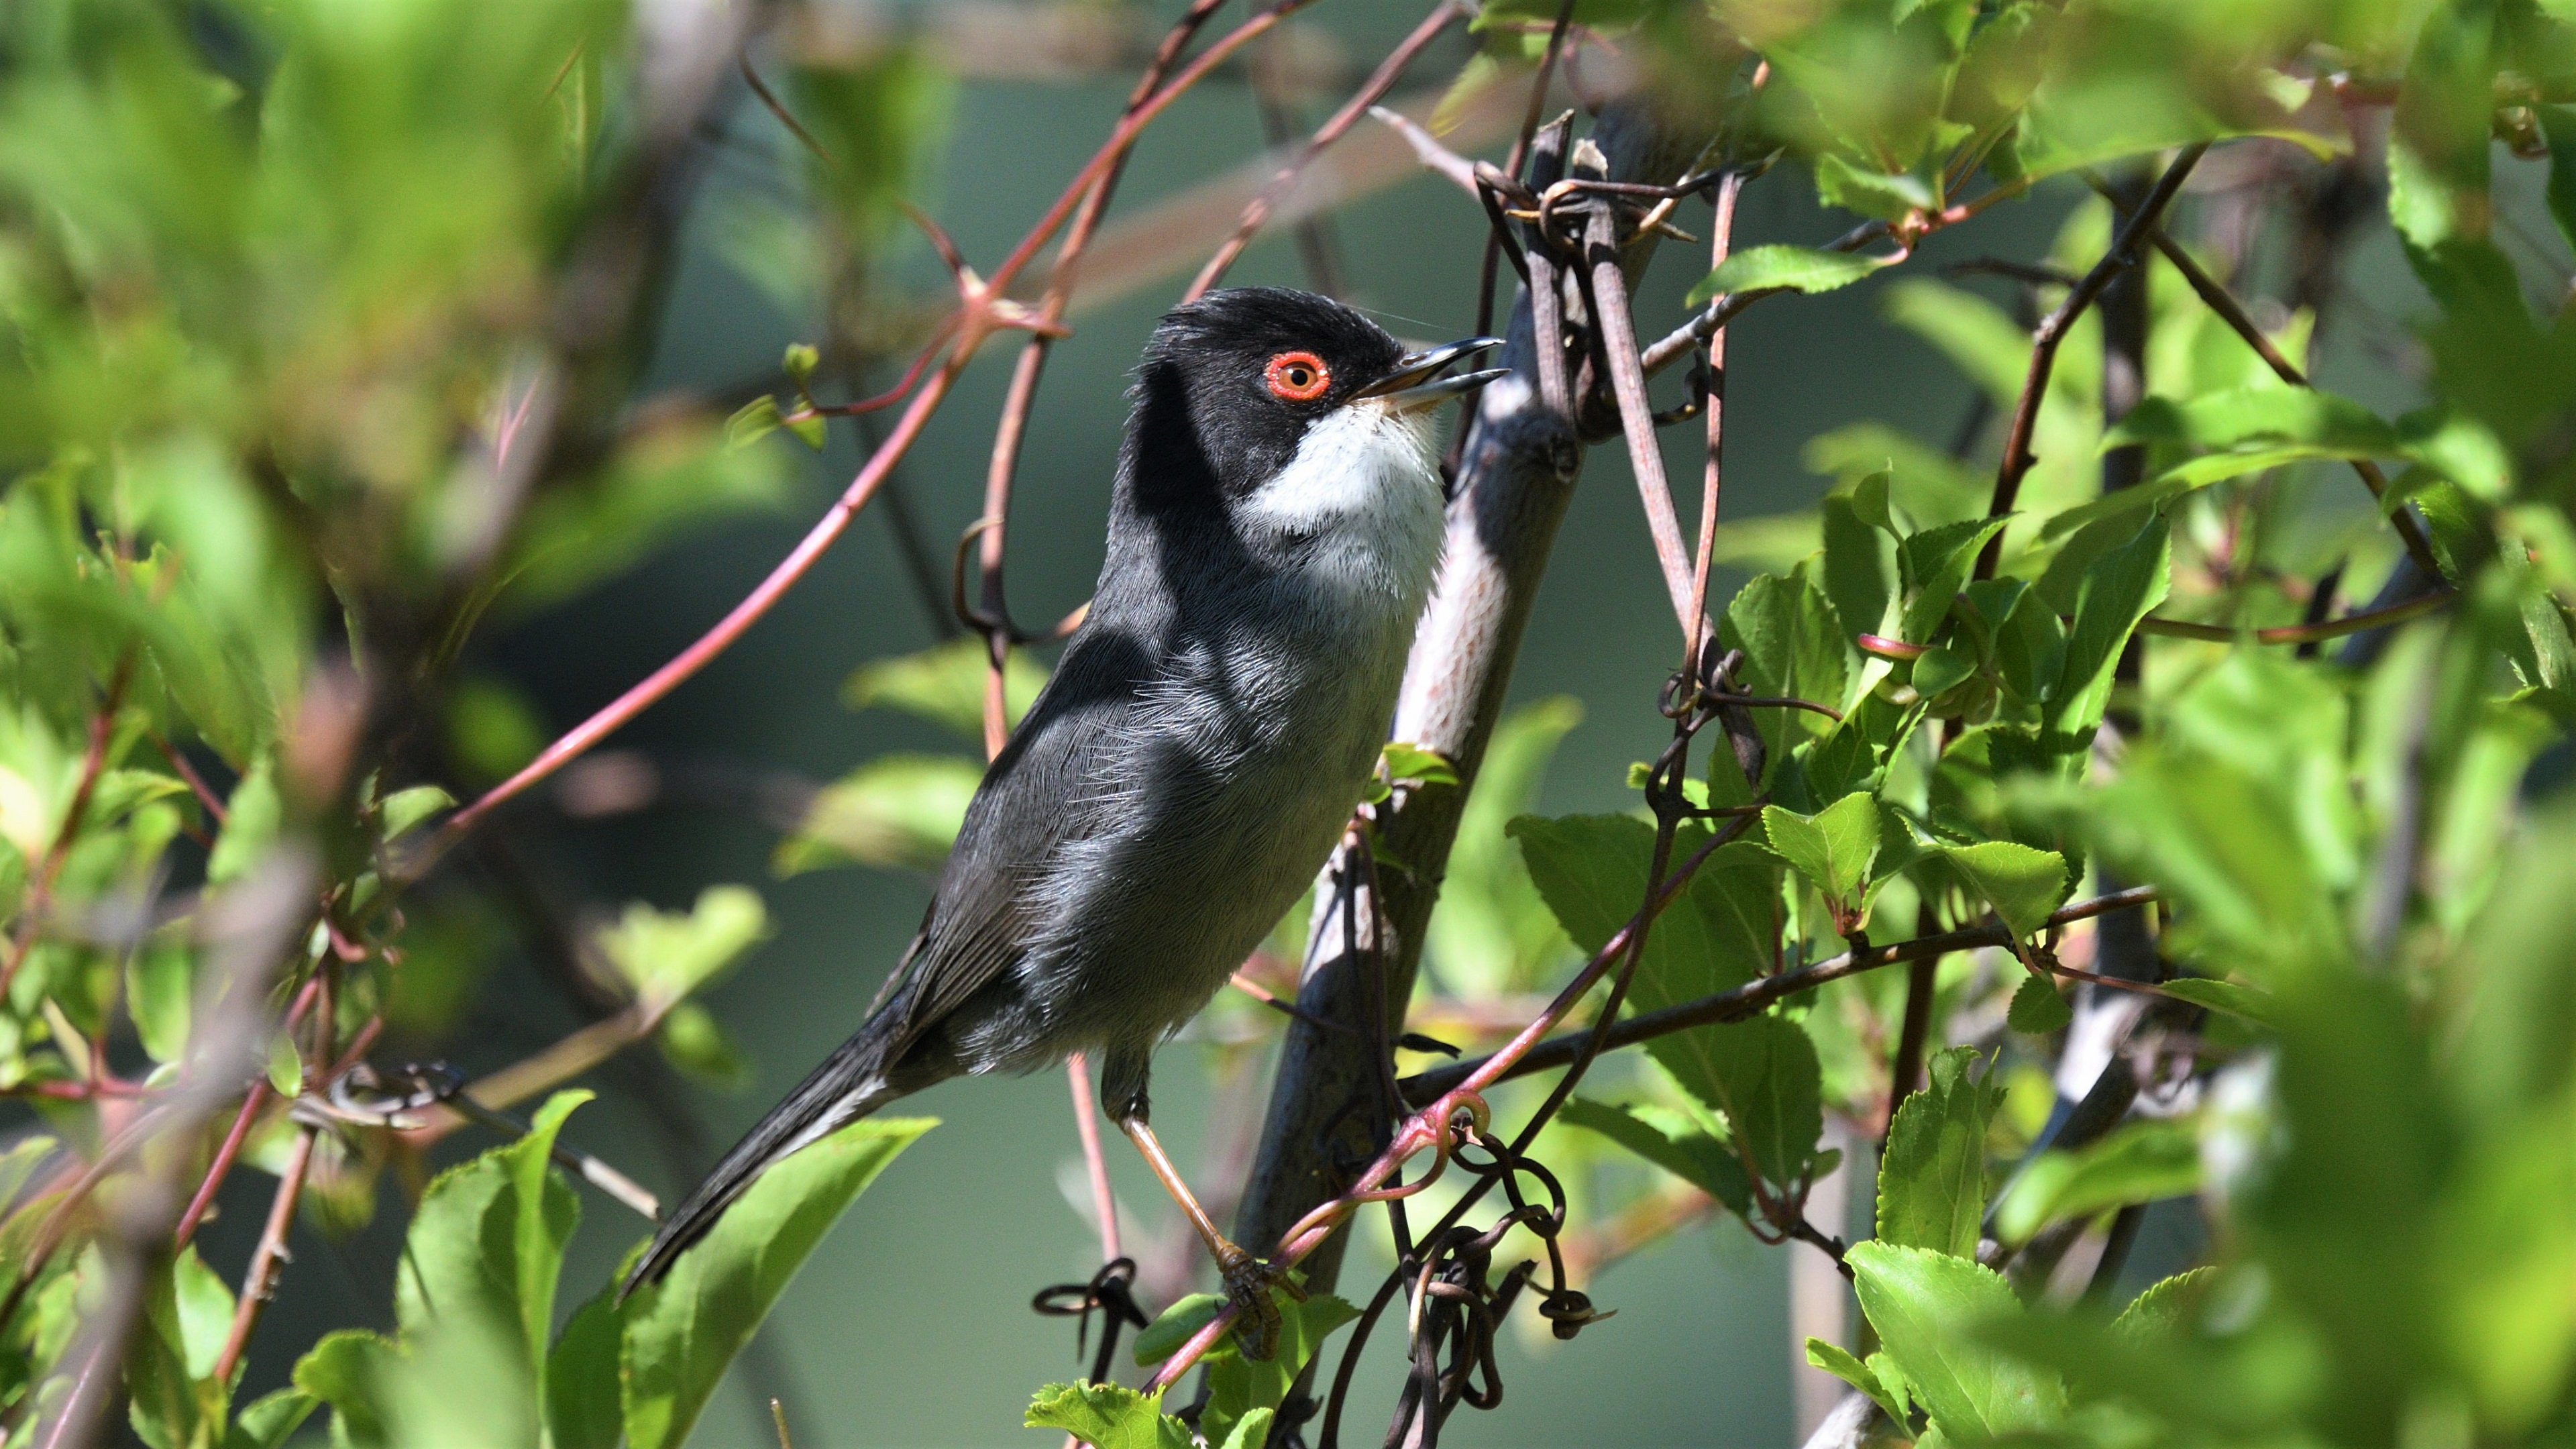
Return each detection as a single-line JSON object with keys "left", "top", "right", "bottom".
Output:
{"left": 1185, "top": 0, "right": 1466, "bottom": 301}
{"left": 1405, "top": 886, "right": 2163, "bottom": 1098}
{"left": 1974, "top": 144, "right": 2207, "bottom": 581}
{"left": 211, "top": 1122, "right": 316, "bottom": 1384}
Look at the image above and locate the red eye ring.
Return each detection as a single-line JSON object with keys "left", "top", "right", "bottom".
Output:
{"left": 1264, "top": 351, "right": 1331, "bottom": 402}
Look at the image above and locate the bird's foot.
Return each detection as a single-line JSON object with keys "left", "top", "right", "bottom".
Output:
{"left": 1213, "top": 1238, "right": 1303, "bottom": 1360}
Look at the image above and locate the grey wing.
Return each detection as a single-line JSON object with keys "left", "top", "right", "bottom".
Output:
{"left": 865, "top": 623, "right": 1152, "bottom": 1059}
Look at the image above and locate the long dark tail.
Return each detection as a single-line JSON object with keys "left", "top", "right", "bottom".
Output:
{"left": 621, "top": 1027, "right": 902, "bottom": 1297}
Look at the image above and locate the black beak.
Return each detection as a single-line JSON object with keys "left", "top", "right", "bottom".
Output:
{"left": 1355, "top": 337, "right": 1507, "bottom": 414}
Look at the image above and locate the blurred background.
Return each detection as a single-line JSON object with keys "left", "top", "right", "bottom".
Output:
{"left": 158, "top": 2, "right": 2530, "bottom": 1443}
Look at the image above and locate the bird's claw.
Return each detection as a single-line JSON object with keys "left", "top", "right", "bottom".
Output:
{"left": 1213, "top": 1238, "right": 1302, "bottom": 1360}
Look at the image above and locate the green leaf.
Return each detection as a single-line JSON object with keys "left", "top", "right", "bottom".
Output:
{"left": 1024, "top": 1381, "right": 1191, "bottom": 1449}
{"left": 1944, "top": 841, "right": 2068, "bottom": 936}
{"left": 773, "top": 755, "right": 981, "bottom": 876}
{"left": 127, "top": 930, "right": 193, "bottom": 1063}
{"left": 2542, "top": 107, "right": 2576, "bottom": 259}
{"left": 265, "top": 1030, "right": 303, "bottom": 1098}
{"left": 1877, "top": 1047, "right": 2002, "bottom": 1258}
{"left": 1559, "top": 1096, "right": 1752, "bottom": 1214}
{"left": 2154, "top": 977, "right": 2275, "bottom": 1026}
{"left": 1815, "top": 153, "right": 1938, "bottom": 222}
{"left": 2006, "top": 973, "right": 2073, "bottom": 1034}
{"left": 1379, "top": 742, "right": 1459, "bottom": 788}
{"left": 1718, "top": 572, "right": 1851, "bottom": 771}
{"left": 292, "top": 1330, "right": 402, "bottom": 1449}
{"left": 206, "top": 756, "right": 278, "bottom": 884}
{"left": 544, "top": 1285, "right": 623, "bottom": 1449}
{"left": 225, "top": 1389, "right": 319, "bottom": 1449}
{"left": 1847, "top": 1242, "right": 2065, "bottom": 1440}
{"left": 1689, "top": 244, "right": 1893, "bottom": 303}
{"left": 1882, "top": 280, "right": 2035, "bottom": 410}
{"left": 395, "top": 1089, "right": 588, "bottom": 1391}
{"left": 781, "top": 342, "right": 820, "bottom": 385}
{"left": 784, "top": 410, "right": 826, "bottom": 449}
{"left": 1994, "top": 1118, "right": 2200, "bottom": 1243}
{"left": 594, "top": 885, "right": 769, "bottom": 1008}
{"left": 2104, "top": 386, "right": 2396, "bottom": 456}
{"left": 1807, "top": 1337, "right": 1909, "bottom": 1424}
{"left": 1898, "top": 517, "right": 2010, "bottom": 645}
{"left": 1693, "top": 1015, "right": 1825, "bottom": 1189}
{"left": 1131, "top": 1289, "right": 1358, "bottom": 1447}
{"left": 621, "top": 1117, "right": 934, "bottom": 1449}
{"left": 2112, "top": 1267, "right": 2215, "bottom": 1340}
{"left": 376, "top": 784, "right": 452, "bottom": 842}
{"left": 843, "top": 636, "right": 1048, "bottom": 741}
{"left": 1764, "top": 794, "right": 1882, "bottom": 910}
{"left": 724, "top": 394, "right": 784, "bottom": 449}
{"left": 653, "top": 1001, "right": 749, "bottom": 1088}
{"left": 2047, "top": 514, "right": 2169, "bottom": 747}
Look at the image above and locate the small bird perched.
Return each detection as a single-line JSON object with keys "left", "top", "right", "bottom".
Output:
{"left": 625, "top": 288, "right": 1503, "bottom": 1348}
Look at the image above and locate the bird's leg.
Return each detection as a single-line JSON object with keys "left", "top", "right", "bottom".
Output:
{"left": 1115, "top": 1108, "right": 1303, "bottom": 1360}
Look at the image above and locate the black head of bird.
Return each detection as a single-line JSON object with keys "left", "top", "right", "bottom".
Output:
{"left": 625, "top": 288, "right": 1503, "bottom": 1357}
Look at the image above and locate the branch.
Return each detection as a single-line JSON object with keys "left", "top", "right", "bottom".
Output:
{"left": 2085, "top": 181, "right": 2448, "bottom": 582}
{"left": 1401, "top": 887, "right": 2161, "bottom": 1099}
{"left": 1184, "top": 0, "right": 1466, "bottom": 301}
{"left": 1222, "top": 100, "right": 1710, "bottom": 1342}
{"left": 1585, "top": 184, "right": 1701, "bottom": 634}
{"left": 1974, "top": 144, "right": 2206, "bottom": 581}
{"left": 2135, "top": 586, "right": 2455, "bottom": 643}
{"left": 211, "top": 1123, "right": 315, "bottom": 1384}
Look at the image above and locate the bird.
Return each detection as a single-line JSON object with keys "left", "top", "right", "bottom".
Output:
{"left": 623, "top": 286, "right": 1503, "bottom": 1352}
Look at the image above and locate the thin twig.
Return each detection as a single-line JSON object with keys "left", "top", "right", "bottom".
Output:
{"left": 1404, "top": 887, "right": 2162, "bottom": 1098}
{"left": 1, "top": 655, "right": 136, "bottom": 992}
{"left": 1585, "top": 189, "right": 1699, "bottom": 633}
{"left": 2135, "top": 586, "right": 2454, "bottom": 643}
{"left": 212, "top": 1122, "right": 315, "bottom": 1383}
{"left": 2084, "top": 178, "right": 2447, "bottom": 581}
{"left": 1974, "top": 145, "right": 2206, "bottom": 581}
{"left": 1684, "top": 170, "right": 1747, "bottom": 678}
{"left": 1185, "top": 0, "right": 1466, "bottom": 300}
{"left": 171, "top": 1081, "right": 271, "bottom": 1248}
{"left": 426, "top": 0, "right": 1322, "bottom": 865}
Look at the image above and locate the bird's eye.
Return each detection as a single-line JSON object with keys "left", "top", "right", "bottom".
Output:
{"left": 1264, "top": 351, "right": 1331, "bottom": 402}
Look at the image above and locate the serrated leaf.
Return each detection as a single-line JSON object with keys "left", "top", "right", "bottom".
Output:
{"left": 621, "top": 1117, "right": 934, "bottom": 1449}
{"left": 1764, "top": 794, "right": 1882, "bottom": 909}
{"left": 1808, "top": 1337, "right": 1910, "bottom": 1424}
{"left": 1024, "top": 1382, "right": 1191, "bottom": 1449}
{"left": 1878, "top": 1048, "right": 2002, "bottom": 1257}
{"left": 594, "top": 885, "right": 769, "bottom": 1008}
{"left": 2048, "top": 514, "right": 2169, "bottom": 747}
{"left": 1690, "top": 244, "right": 1894, "bottom": 304}
{"left": 2112, "top": 1266, "right": 2216, "bottom": 1340}
{"left": 395, "top": 1089, "right": 588, "bottom": 1395}
{"left": 2006, "top": 973, "right": 2073, "bottom": 1034}
{"left": 1945, "top": 841, "right": 2068, "bottom": 936}
{"left": 1847, "top": 1242, "right": 2065, "bottom": 1440}
{"left": 1131, "top": 1288, "right": 1357, "bottom": 1447}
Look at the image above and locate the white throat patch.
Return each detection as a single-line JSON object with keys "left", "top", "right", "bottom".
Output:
{"left": 1236, "top": 399, "right": 1447, "bottom": 606}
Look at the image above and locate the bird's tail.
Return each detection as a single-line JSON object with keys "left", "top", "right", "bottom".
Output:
{"left": 621, "top": 1028, "right": 904, "bottom": 1297}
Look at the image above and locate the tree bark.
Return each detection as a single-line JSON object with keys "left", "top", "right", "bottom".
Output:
{"left": 1228, "top": 101, "right": 1709, "bottom": 1299}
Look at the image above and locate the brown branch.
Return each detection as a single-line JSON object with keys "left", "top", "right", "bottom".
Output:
{"left": 1586, "top": 186, "right": 1700, "bottom": 633}
{"left": 1684, "top": 170, "right": 1747, "bottom": 676}
{"left": 1974, "top": 145, "right": 2206, "bottom": 581}
{"left": 211, "top": 1122, "right": 315, "bottom": 1384}
{"left": 2088, "top": 186, "right": 2448, "bottom": 582}
{"left": 1184, "top": 0, "right": 1466, "bottom": 301}
{"left": 1, "top": 655, "right": 136, "bottom": 993}
{"left": 171, "top": 1081, "right": 270, "bottom": 1249}
{"left": 1402, "top": 887, "right": 2161, "bottom": 1099}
